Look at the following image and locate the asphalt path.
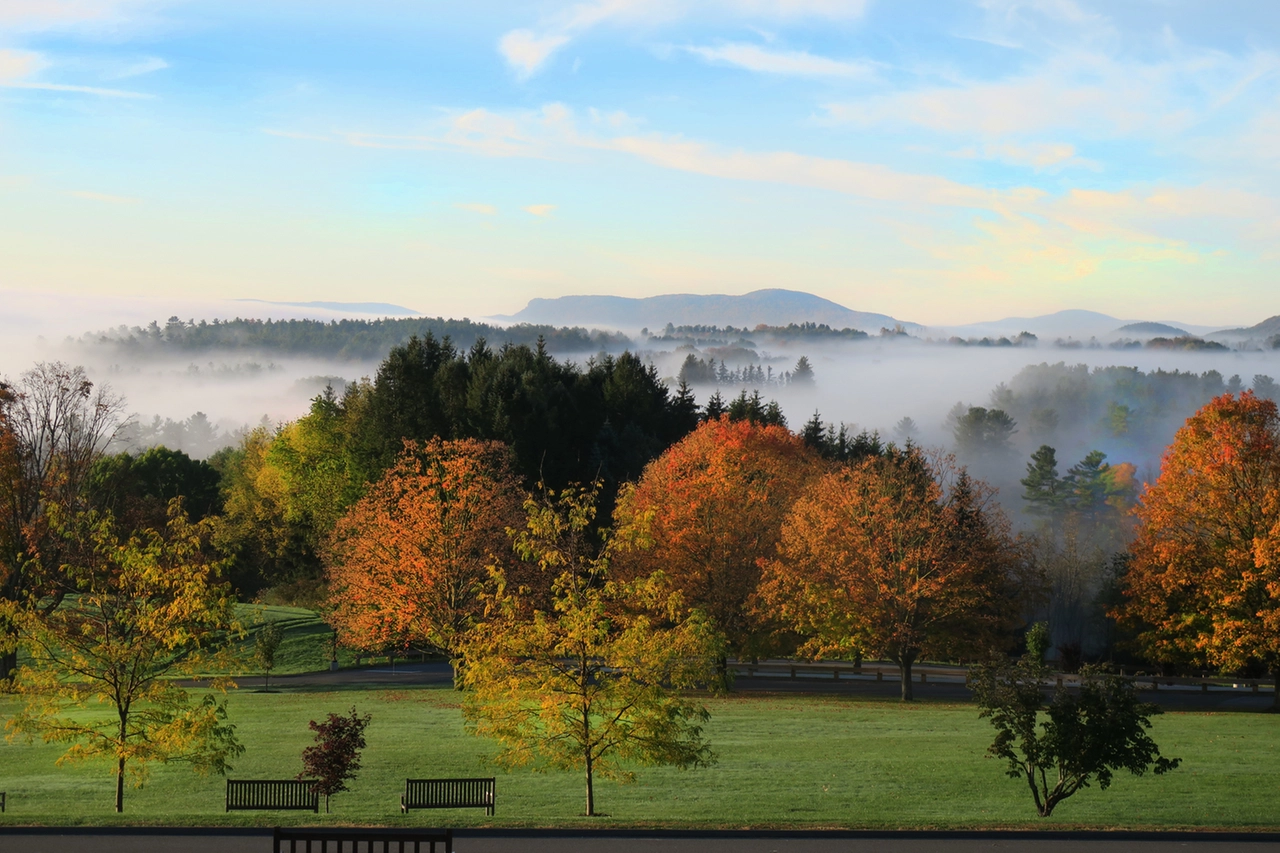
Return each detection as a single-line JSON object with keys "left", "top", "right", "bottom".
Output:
{"left": 239, "top": 660, "right": 1277, "bottom": 712}
{"left": 4, "top": 829, "right": 1280, "bottom": 853}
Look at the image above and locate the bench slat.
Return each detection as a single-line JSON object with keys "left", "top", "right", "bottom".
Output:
{"left": 226, "top": 780, "right": 319, "bottom": 812}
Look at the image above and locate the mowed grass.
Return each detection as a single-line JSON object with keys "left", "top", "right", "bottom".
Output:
{"left": 0, "top": 685, "right": 1277, "bottom": 830}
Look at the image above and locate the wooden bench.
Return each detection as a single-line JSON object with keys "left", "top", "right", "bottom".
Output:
{"left": 401, "top": 778, "right": 495, "bottom": 815}
{"left": 273, "top": 827, "right": 452, "bottom": 853}
{"left": 226, "top": 779, "right": 319, "bottom": 813}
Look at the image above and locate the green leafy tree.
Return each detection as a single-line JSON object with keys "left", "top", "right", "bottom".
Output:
{"left": 952, "top": 406, "right": 1017, "bottom": 461}
{"left": 255, "top": 620, "right": 284, "bottom": 692}
{"left": 299, "top": 707, "right": 371, "bottom": 813}
{"left": 6, "top": 504, "right": 243, "bottom": 812}
{"left": 462, "top": 485, "right": 719, "bottom": 817}
{"left": 970, "top": 656, "right": 1179, "bottom": 817}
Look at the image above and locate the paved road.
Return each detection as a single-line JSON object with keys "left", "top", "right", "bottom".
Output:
{"left": 240, "top": 661, "right": 1277, "bottom": 713}
{"left": 4, "top": 830, "right": 1280, "bottom": 853}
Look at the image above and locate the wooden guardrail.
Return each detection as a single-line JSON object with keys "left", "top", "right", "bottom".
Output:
{"left": 273, "top": 827, "right": 452, "bottom": 853}
{"left": 728, "top": 660, "right": 1276, "bottom": 693}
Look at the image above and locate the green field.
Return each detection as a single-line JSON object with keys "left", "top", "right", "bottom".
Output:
{"left": 3, "top": 606, "right": 1277, "bottom": 830}
{"left": 1, "top": 684, "right": 1277, "bottom": 830}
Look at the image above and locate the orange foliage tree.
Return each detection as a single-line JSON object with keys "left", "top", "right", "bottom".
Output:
{"left": 760, "top": 447, "right": 1026, "bottom": 700}
{"left": 612, "top": 416, "right": 821, "bottom": 662}
{"left": 324, "top": 438, "right": 524, "bottom": 661}
{"left": 1119, "top": 392, "right": 1280, "bottom": 705}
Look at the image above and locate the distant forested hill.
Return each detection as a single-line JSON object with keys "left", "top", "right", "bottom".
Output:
{"left": 79, "top": 316, "right": 632, "bottom": 360}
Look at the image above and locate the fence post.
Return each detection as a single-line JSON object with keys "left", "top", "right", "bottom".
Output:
{"left": 833, "top": 667, "right": 839, "bottom": 680}
{"left": 790, "top": 666, "right": 796, "bottom": 679}
{"left": 876, "top": 670, "right": 883, "bottom": 682}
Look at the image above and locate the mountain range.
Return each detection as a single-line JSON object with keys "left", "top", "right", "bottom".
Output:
{"left": 494, "top": 289, "right": 922, "bottom": 333}
{"left": 494, "top": 290, "right": 1253, "bottom": 340}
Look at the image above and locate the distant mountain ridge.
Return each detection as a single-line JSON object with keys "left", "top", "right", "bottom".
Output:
{"left": 496, "top": 289, "right": 919, "bottom": 332}
{"left": 1209, "top": 314, "right": 1280, "bottom": 339}
{"left": 943, "top": 309, "right": 1218, "bottom": 340}
{"left": 235, "top": 299, "right": 421, "bottom": 316}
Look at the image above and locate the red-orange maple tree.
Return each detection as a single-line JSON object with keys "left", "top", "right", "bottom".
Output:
{"left": 1119, "top": 392, "right": 1280, "bottom": 705}
{"left": 612, "top": 416, "right": 821, "bottom": 659}
{"left": 759, "top": 447, "right": 1024, "bottom": 700}
{"left": 324, "top": 438, "right": 524, "bottom": 659}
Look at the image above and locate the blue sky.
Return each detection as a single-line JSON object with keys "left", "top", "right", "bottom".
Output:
{"left": 2, "top": 0, "right": 1278, "bottom": 326}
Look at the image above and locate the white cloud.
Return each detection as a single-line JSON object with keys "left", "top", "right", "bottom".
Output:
{"left": 498, "top": 30, "right": 570, "bottom": 79}
{"left": 456, "top": 203, "right": 498, "bottom": 215}
{"left": 525, "top": 204, "right": 557, "bottom": 216}
{"left": 498, "top": 0, "right": 869, "bottom": 77}
{"left": 684, "top": 42, "right": 876, "bottom": 78}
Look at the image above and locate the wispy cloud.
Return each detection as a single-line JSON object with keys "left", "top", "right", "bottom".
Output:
{"left": 2, "top": 80, "right": 154, "bottom": 97}
{"left": 105, "top": 55, "right": 168, "bottom": 79}
{"left": 683, "top": 42, "right": 876, "bottom": 78}
{"left": 67, "top": 189, "right": 140, "bottom": 203}
{"left": 498, "top": 0, "right": 869, "bottom": 77}
{"left": 525, "top": 204, "right": 557, "bottom": 216}
{"left": 456, "top": 202, "right": 498, "bottom": 215}
{"left": 949, "top": 141, "right": 1098, "bottom": 171}
{"left": 0, "top": 0, "right": 168, "bottom": 33}
{"left": 0, "top": 47, "right": 154, "bottom": 97}
{"left": 0, "top": 48, "right": 45, "bottom": 81}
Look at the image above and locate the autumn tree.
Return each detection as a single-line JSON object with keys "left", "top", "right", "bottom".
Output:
{"left": 0, "top": 363, "right": 128, "bottom": 679}
{"left": 462, "top": 485, "right": 719, "bottom": 817}
{"left": 325, "top": 438, "right": 524, "bottom": 662}
{"left": 1119, "top": 392, "right": 1280, "bottom": 705}
{"left": 6, "top": 504, "right": 243, "bottom": 812}
{"left": 971, "top": 656, "right": 1179, "bottom": 817}
{"left": 299, "top": 707, "right": 371, "bottom": 813}
{"left": 612, "top": 416, "right": 821, "bottom": 664}
{"left": 760, "top": 447, "right": 1025, "bottom": 700}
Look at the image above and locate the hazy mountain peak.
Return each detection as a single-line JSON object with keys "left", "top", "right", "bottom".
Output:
{"left": 495, "top": 289, "right": 917, "bottom": 332}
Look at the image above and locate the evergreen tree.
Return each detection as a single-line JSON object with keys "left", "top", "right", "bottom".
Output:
{"left": 1021, "top": 445, "right": 1062, "bottom": 518}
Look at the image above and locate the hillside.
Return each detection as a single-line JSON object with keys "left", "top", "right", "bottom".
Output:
{"left": 1116, "top": 321, "right": 1189, "bottom": 337}
{"left": 497, "top": 289, "right": 918, "bottom": 332}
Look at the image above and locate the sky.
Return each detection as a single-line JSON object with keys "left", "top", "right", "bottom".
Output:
{"left": 2, "top": 0, "right": 1279, "bottom": 327}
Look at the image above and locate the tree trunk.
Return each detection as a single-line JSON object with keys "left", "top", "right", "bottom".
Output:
{"left": 898, "top": 652, "right": 915, "bottom": 702}
{"left": 584, "top": 751, "right": 595, "bottom": 817}
{"left": 264, "top": 672, "right": 270, "bottom": 693}
{"left": 0, "top": 648, "right": 16, "bottom": 684}
{"left": 1273, "top": 670, "right": 1279, "bottom": 712}
{"left": 325, "top": 793, "right": 331, "bottom": 813}
{"left": 115, "top": 757, "right": 125, "bottom": 813}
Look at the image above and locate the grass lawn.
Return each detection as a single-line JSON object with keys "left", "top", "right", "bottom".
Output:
{"left": 0, "top": 684, "right": 1276, "bottom": 830}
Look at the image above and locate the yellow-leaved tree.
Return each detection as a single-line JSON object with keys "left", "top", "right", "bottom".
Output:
{"left": 7, "top": 503, "right": 244, "bottom": 812}
{"left": 461, "top": 485, "right": 720, "bottom": 817}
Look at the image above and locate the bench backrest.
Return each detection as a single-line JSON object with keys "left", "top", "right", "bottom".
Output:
{"left": 404, "top": 777, "right": 494, "bottom": 807}
{"left": 226, "top": 779, "right": 319, "bottom": 812}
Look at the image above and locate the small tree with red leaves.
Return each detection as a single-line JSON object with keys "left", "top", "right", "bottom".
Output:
{"left": 298, "top": 707, "right": 371, "bottom": 812}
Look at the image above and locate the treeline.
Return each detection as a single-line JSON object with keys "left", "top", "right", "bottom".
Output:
{"left": 985, "top": 362, "right": 1278, "bottom": 458}
{"left": 676, "top": 353, "right": 815, "bottom": 388}
{"left": 81, "top": 315, "right": 632, "bottom": 359}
